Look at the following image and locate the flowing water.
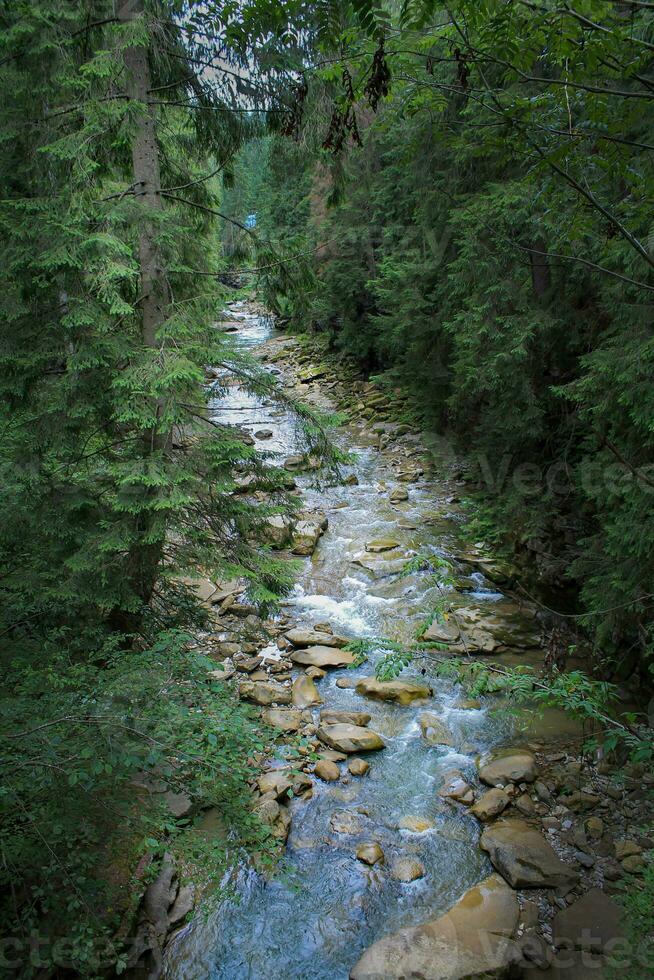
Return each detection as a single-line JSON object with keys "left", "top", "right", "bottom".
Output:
{"left": 165, "top": 305, "right": 523, "bottom": 980}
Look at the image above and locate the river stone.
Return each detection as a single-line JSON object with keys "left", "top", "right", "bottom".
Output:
{"left": 419, "top": 711, "right": 454, "bottom": 746}
{"left": 239, "top": 679, "right": 291, "bottom": 706}
{"left": 319, "top": 749, "right": 348, "bottom": 762}
{"left": 291, "top": 674, "right": 323, "bottom": 708}
{"left": 365, "top": 537, "right": 401, "bottom": 553}
{"left": 291, "top": 646, "right": 356, "bottom": 669}
{"left": 285, "top": 628, "right": 347, "bottom": 648}
{"left": 355, "top": 677, "right": 432, "bottom": 706}
{"left": 258, "top": 769, "right": 311, "bottom": 800}
{"left": 552, "top": 888, "right": 624, "bottom": 953}
{"left": 306, "top": 665, "right": 326, "bottom": 679}
{"left": 314, "top": 759, "right": 340, "bottom": 782}
{"left": 351, "top": 873, "right": 520, "bottom": 980}
{"left": 356, "top": 842, "right": 385, "bottom": 866}
{"left": 479, "top": 750, "right": 537, "bottom": 786}
{"left": 254, "top": 428, "right": 273, "bottom": 439}
{"left": 471, "top": 788, "right": 510, "bottom": 822}
{"left": 261, "top": 707, "right": 303, "bottom": 732}
{"left": 261, "top": 514, "right": 293, "bottom": 548}
{"left": 391, "top": 857, "right": 425, "bottom": 882}
{"left": 320, "top": 710, "right": 371, "bottom": 727}
{"left": 480, "top": 818, "right": 579, "bottom": 889}
{"left": 439, "top": 770, "right": 475, "bottom": 806}
{"left": 291, "top": 520, "right": 324, "bottom": 556}
{"left": 389, "top": 487, "right": 409, "bottom": 503}
{"left": 330, "top": 810, "right": 363, "bottom": 834}
{"left": 398, "top": 816, "right": 434, "bottom": 833}
{"left": 318, "top": 723, "right": 385, "bottom": 754}
{"left": 348, "top": 757, "right": 370, "bottom": 777}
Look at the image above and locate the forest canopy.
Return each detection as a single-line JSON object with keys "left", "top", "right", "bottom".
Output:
{"left": 1, "top": 0, "right": 654, "bottom": 976}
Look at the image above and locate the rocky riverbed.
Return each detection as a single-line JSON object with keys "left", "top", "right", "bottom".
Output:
{"left": 158, "top": 302, "right": 653, "bottom": 980}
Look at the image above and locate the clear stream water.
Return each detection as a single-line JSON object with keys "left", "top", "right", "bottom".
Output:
{"left": 164, "top": 306, "right": 525, "bottom": 980}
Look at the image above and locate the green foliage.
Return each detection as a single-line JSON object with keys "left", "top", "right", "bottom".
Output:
{"left": 253, "top": 0, "right": 654, "bottom": 685}
{"left": 607, "top": 850, "right": 654, "bottom": 979}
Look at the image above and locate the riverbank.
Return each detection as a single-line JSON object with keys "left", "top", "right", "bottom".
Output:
{"left": 155, "top": 302, "right": 653, "bottom": 979}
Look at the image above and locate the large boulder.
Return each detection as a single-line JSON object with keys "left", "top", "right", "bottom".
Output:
{"left": 480, "top": 819, "right": 579, "bottom": 889}
{"left": 470, "top": 788, "right": 510, "bottom": 822}
{"left": 355, "top": 677, "right": 432, "bottom": 706}
{"left": 351, "top": 874, "right": 520, "bottom": 979}
{"left": 320, "top": 710, "right": 371, "bottom": 727}
{"left": 285, "top": 628, "right": 348, "bottom": 648}
{"left": 479, "top": 750, "right": 537, "bottom": 786}
{"left": 291, "top": 520, "right": 324, "bottom": 556}
{"left": 291, "top": 646, "right": 356, "bottom": 669}
{"left": 239, "top": 679, "right": 291, "bottom": 706}
{"left": 291, "top": 673, "right": 323, "bottom": 708}
{"left": 318, "top": 723, "right": 385, "bottom": 754}
{"left": 419, "top": 711, "right": 454, "bottom": 746}
{"left": 420, "top": 601, "right": 541, "bottom": 655}
{"left": 365, "top": 538, "right": 400, "bottom": 553}
{"left": 261, "top": 708, "right": 303, "bottom": 733}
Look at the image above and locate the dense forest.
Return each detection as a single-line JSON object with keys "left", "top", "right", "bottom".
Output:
{"left": 1, "top": 1, "right": 654, "bottom": 978}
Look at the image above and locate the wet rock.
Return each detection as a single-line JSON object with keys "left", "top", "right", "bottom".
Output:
{"left": 258, "top": 769, "right": 311, "bottom": 800}
{"left": 239, "top": 679, "right": 291, "bottom": 706}
{"left": 348, "top": 758, "right": 370, "bottom": 777}
{"left": 320, "top": 710, "right": 371, "bottom": 727}
{"left": 439, "top": 770, "right": 475, "bottom": 806}
{"left": 319, "top": 749, "right": 348, "bottom": 762}
{"left": 291, "top": 646, "right": 356, "bottom": 669}
{"left": 479, "top": 750, "right": 537, "bottom": 786}
{"left": 391, "top": 857, "right": 425, "bottom": 882}
{"left": 355, "top": 676, "right": 432, "bottom": 706}
{"left": 291, "top": 520, "right": 325, "bottom": 556}
{"left": 471, "top": 788, "right": 510, "bottom": 822}
{"left": 330, "top": 810, "right": 363, "bottom": 834}
{"left": 260, "top": 514, "right": 293, "bottom": 548}
{"left": 285, "top": 628, "right": 347, "bottom": 648}
{"left": 356, "top": 842, "right": 385, "bottom": 866}
{"left": 552, "top": 888, "right": 624, "bottom": 953}
{"left": 365, "top": 537, "right": 400, "bottom": 553}
{"left": 261, "top": 707, "right": 303, "bottom": 733}
{"left": 351, "top": 874, "right": 520, "bottom": 980}
{"left": 389, "top": 487, "right": 409, "bottom": 503}
{"left": 419, "top": 712, "right": 454, "bottom": 746}
{"left": 291, "top": 674, "right": 323, "bottom": 708}
{"left": 335, "top": 677, "right": 357, "bottom": 689}
{"left": 480, "top": 818, "right": 579, "bottom": 889}
{"left": 318, "top": 723, "right": 385, "bottom": 754}
{"left": 344, "top": 473, "right": 359, "bottom": 486}
{"left": 420, "top": 600, "right": 540, "bottom": 654}
{"left": 454, "top": 698, "right": 481, "bottom": 710}
{"left": 314, "top": 759, "right": 340, "bottom": 782}
{"left": 305, "top": 665, "right": 326, "bottom": 679}
{"left": 254, "top": 798, "right": 291, "bottom": 841}
{"left": 398, "top": 815, "right": 434, "bottom": 833}
{"left": 254, "top": 428, "right": 273, "bottom": 439}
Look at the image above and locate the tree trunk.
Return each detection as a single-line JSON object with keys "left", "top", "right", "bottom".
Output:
{"left": 117, "top": 0, "right": 169, "bottom": 618}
